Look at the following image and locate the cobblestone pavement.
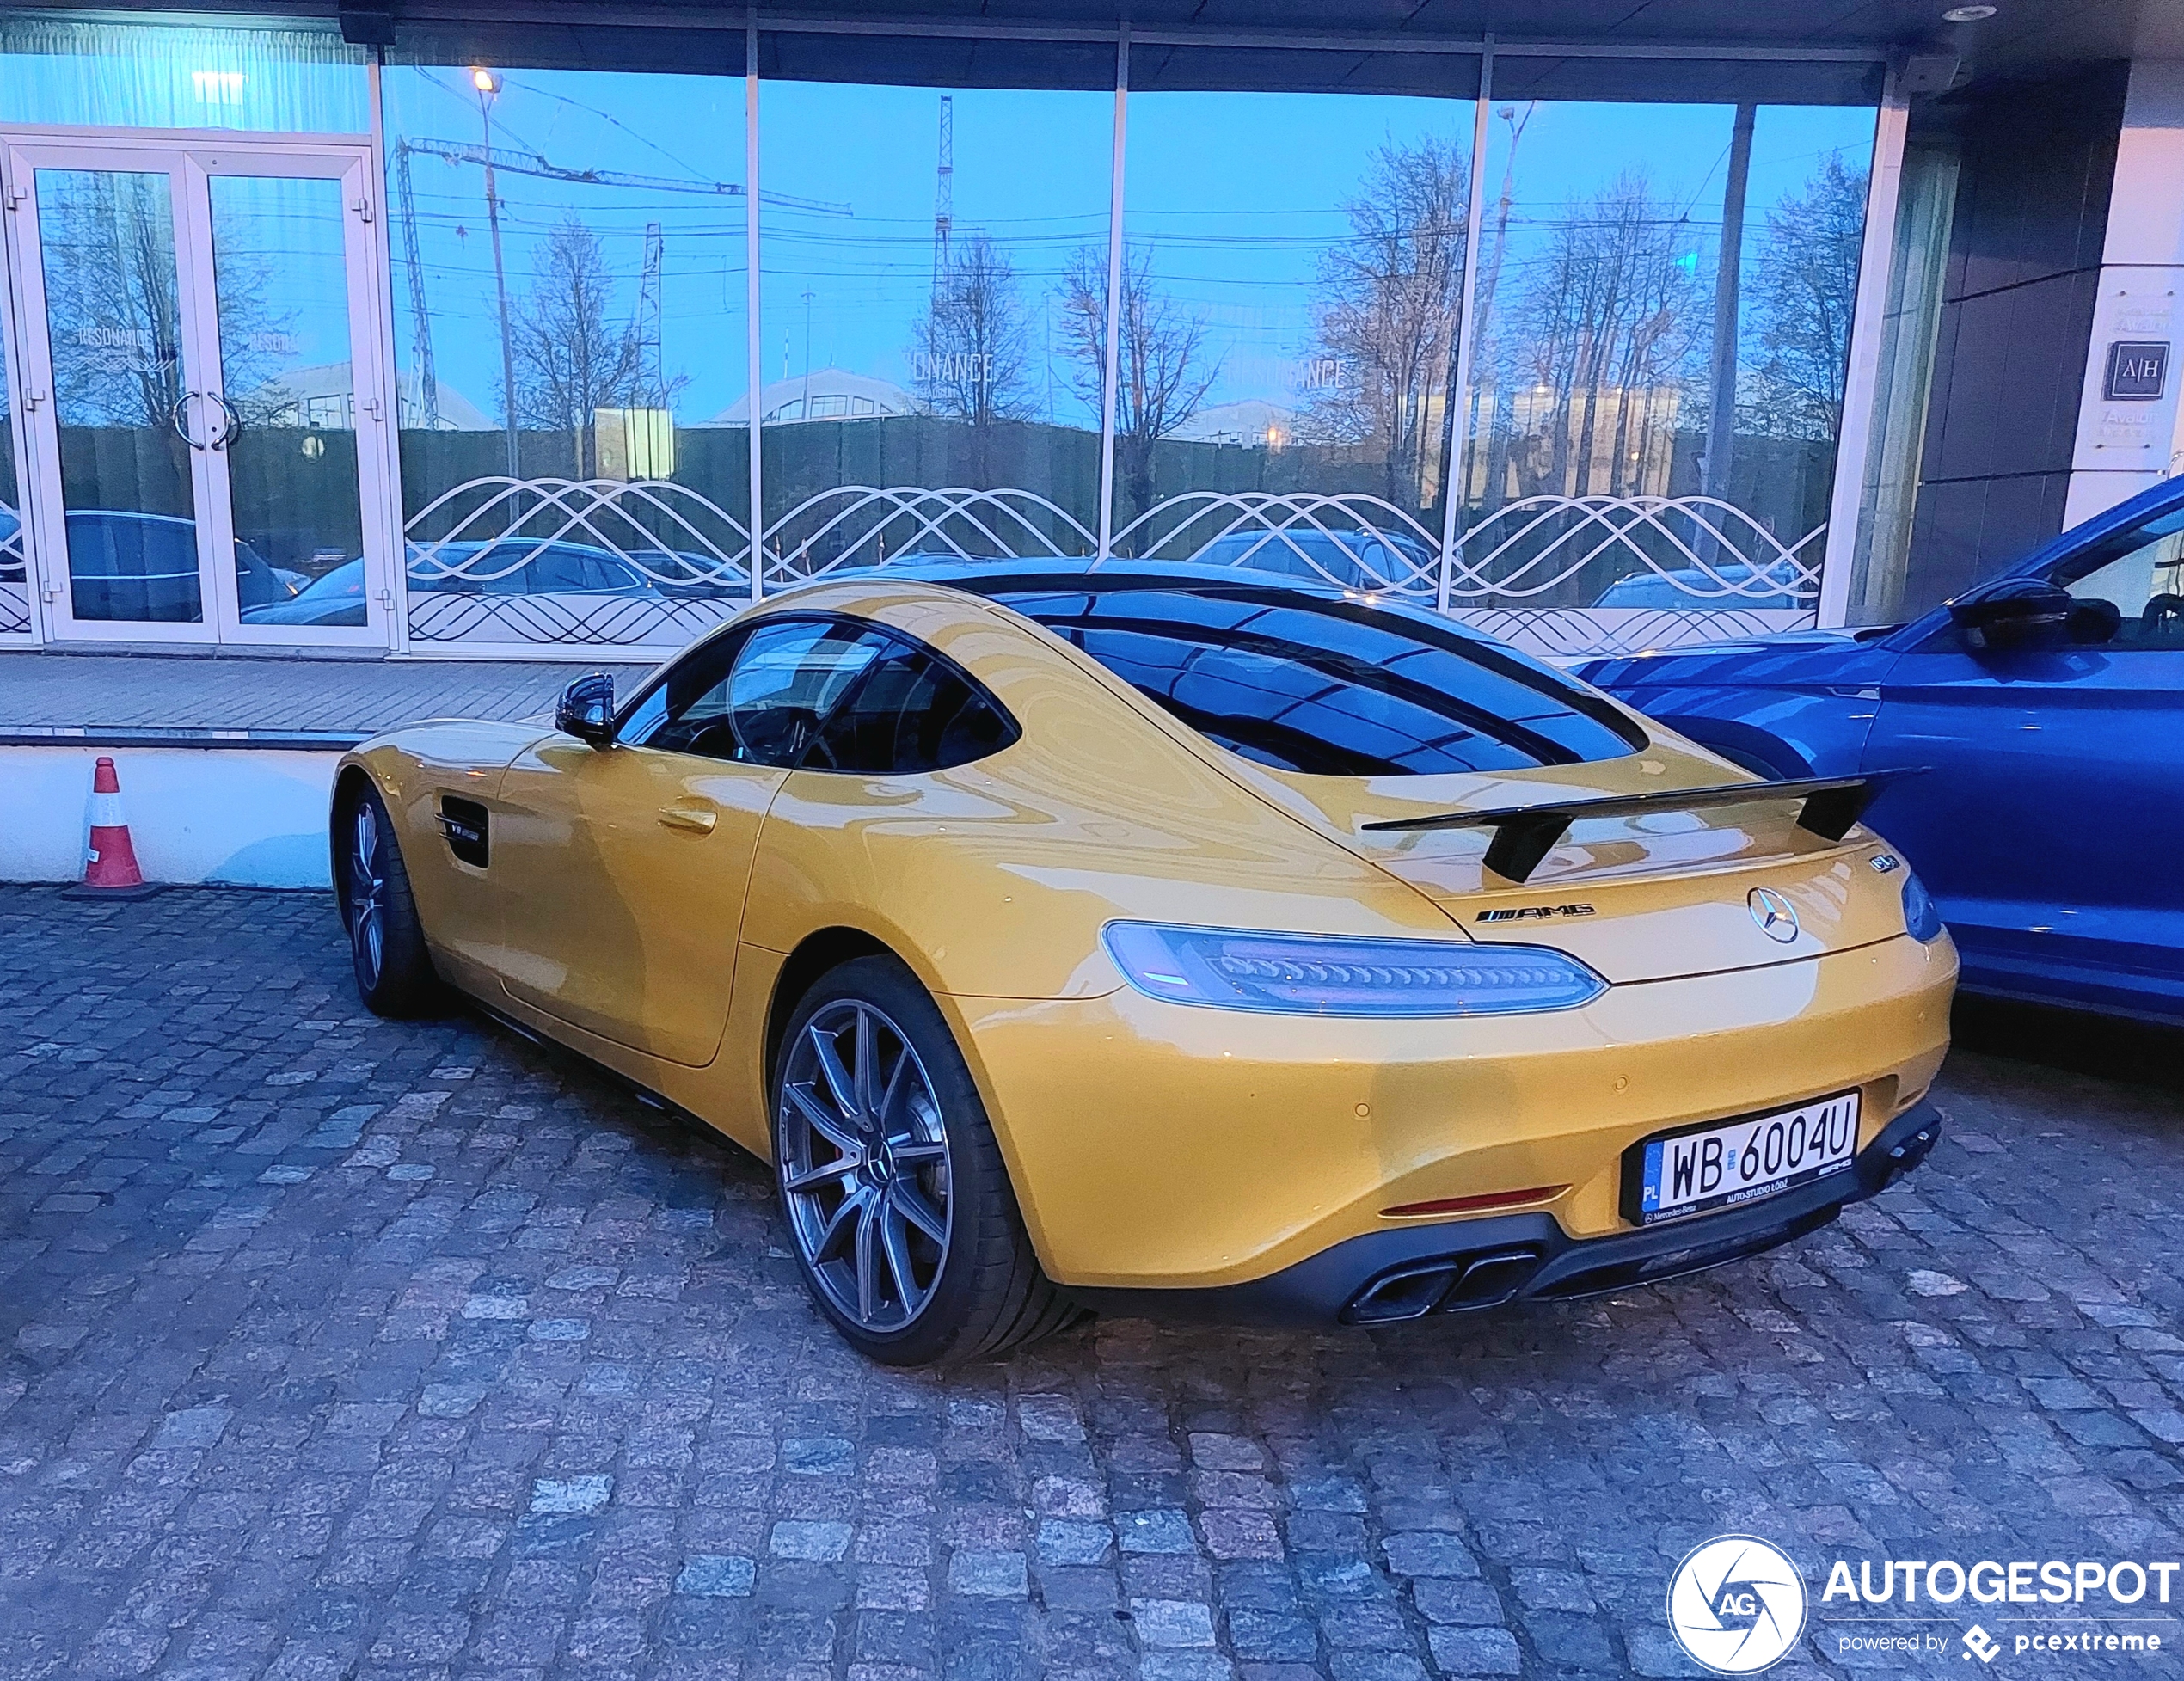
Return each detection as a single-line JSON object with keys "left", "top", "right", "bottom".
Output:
{"left": 3, "top": 885, "right": 2181, "bottom": 1681}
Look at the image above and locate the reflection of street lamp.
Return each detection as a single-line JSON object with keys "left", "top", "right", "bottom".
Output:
{"left": 474, "top": 66, "right": 520, "bottom": 482}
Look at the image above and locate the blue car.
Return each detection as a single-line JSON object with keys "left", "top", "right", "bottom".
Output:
{"left": 1578, "top": 474, "right": 2184, "bottom": 1023}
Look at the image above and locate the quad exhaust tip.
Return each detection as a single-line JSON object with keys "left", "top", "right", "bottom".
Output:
{"left": 1342, "top": 1248, "right": 1544, "bottom": 1324}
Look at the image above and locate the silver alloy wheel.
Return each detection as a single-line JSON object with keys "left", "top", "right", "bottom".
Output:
{"left": 348, "top": 801, "right": 387, "bottom": 987}
{"left": 776, "top": 999, "right": 954, "bottom": 1332}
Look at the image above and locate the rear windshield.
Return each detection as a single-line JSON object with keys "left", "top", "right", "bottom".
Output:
{"left": 979, "top": 577, "right": 1645, "bottom": 775}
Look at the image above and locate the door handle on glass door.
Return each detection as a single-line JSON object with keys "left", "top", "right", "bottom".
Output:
{"left": 657, "top": 802, "right": 718, "bottom": 834}
{"left": 209, "top": 392, "right": 242, "bottom": 449}
{"left": 171, "top": 392, "right": 206, "bottom": 450}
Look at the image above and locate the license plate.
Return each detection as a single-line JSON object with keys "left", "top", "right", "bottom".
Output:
{"left": 1628, "top": 1092, "right": 1860, "bottom": 1226}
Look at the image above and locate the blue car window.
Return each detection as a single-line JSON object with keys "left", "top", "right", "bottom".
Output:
{"left": 985, "top": 578, "right": 1644, "bottom": 774}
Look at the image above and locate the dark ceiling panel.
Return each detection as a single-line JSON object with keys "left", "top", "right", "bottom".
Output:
{"left": 12, "top": 0, "right": 2161, "bottom": 92}
{"left": 1127, "top": 40, "right": 1481, "bottom": 96}
{"left": 757, "top": 28, "right": 1117, "bottom": 88}
{"left": 1489, "top": 54, "right": 1888, "bottom": 104}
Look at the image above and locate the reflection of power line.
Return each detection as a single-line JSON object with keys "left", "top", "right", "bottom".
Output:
{"left": 399, "top": 135, "right": 851, "bottom": 214}
{"left": 391, "top": 132, "right": 850, "bottom": 432}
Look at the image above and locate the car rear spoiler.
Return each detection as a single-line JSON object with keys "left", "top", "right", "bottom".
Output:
{"left": 1358, "top": 769, "right": 1923, "bottom": 885}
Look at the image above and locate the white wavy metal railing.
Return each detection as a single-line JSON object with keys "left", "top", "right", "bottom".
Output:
{"left": 398, "top": 476, "right": 752, "bottom": 647}
{"left": 1, "top": 500, "right": 28, "bottom": 637}
{"left": 392, "top": 477, "right": 1824, "bottom": 656}
{"left": 406, "top": 476, "right": 752, "bottom": 587}
{"left": 763, "top": 484, "right": 1095, "bottom": 587}
{"left": 1113, "top": 492, "right": 1445, "bottom": 593}
{"left": 1454, "top": 605, "right": 1817, "bottom": 660}
{"left": 1444, "top": 494, "right": 1822, "bottom": 603}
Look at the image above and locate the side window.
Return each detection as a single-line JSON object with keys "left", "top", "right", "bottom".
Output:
{"left": 2058, "top": 509, "right": 2184, "bottom": 647}
{"left": 617, "top": 628, "right": 744, "bottom": 752}
{"left": 628, "top": 617, "right": 890, "bottom": 765}
{"left": 804, "top": 638, "right": 1019, "bottom": 774}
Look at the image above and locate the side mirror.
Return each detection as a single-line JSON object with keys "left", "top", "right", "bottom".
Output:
{"left": 555, "top": 672, "right": 617, "bottom": 748}
{"left": 1948, "top": 579, "right": 2072, "bottom": 653}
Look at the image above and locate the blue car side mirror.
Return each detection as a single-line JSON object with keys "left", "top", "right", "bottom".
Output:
{"left": 1948, "top": 580, "right": 2072, "bottom": 653}
{"left": 555, "top": 672, "right": 617, "bottom": 748}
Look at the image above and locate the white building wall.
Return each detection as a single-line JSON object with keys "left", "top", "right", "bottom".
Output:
{"left": 2066, "top": 59, "right": 2184, "bottom": 525}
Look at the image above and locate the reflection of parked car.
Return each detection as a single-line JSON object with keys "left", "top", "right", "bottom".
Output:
{"left": 241, "top": 540, "right": 666, "bottom": 628}
{"left": 1578, "top": 474, "right": 2184, "bottom": 1022}
{"left": 623, "top": 549, "right": 751, "bottom": 597}
{"left": 334, "top": 558, "right": 1951, "bottom": 1364}
{"left": 1591, "top": 561, "right": 1810, "bottom": 610}
{"left": 244, "top": 557, "right": 371, "bottom": 627}
{"left": 1193, "top": 527, "right": 1437, "bottom": 590}
{"left": 62, "top": 510, "right": 290, "bottom": 621}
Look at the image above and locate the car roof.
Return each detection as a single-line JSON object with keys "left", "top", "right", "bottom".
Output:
{"left": 868, "top": 555, "right": 1442, "bottom": 614}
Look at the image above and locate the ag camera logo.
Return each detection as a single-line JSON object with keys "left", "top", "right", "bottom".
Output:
{"left": 1667, "top": 1535, "right": 1808, "bottom": 1672}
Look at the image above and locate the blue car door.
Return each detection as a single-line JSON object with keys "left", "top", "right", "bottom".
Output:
{"left": 1860, "top": 501, "right": 2184, "bottom": 1015}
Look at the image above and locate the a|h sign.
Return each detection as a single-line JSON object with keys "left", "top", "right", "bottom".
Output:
{"left": 2103, "top": 340, "right": 2170, "bottom": 401}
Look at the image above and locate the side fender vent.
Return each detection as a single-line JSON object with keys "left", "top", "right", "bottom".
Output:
{"left": 438, "top": 796, "right": 490, "bottom": 868}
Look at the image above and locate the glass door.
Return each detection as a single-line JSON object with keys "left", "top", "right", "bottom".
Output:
{"left": 6, "top": 138, "right": 396, "bottom": 645}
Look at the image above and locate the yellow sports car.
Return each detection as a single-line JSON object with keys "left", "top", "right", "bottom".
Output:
{"left": 333, "top": 561, "right": 1955, "bottom": 1365}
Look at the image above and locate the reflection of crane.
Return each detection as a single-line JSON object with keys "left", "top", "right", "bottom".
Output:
{"left": 635, "top": 222, "right": 665, "bottom": 406}
{"left": 389, "top": 135, "right": 850, "bottom": 428}
{"left": 393, "top": 144, "right": 440, "bottom": 427}
{"left": 931, "top": 94, "right": 953, "bottom": 300}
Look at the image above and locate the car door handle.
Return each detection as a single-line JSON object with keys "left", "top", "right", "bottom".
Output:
{"left": 657, "top": 801, "right": 717, "bottom": 834}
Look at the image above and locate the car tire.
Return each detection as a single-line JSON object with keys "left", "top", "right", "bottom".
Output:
{"left": 771, "top": 955, "right": 1083, "bottom": 1366}
{"left": 339, "top": 782, "right": 440, "bottom": 1018}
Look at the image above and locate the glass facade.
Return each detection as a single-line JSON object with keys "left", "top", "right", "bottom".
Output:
{"left": 1453, "top": 100, "right": 1880, "bottom": 654}
{"left": 758, "top": 82, "right": 1112, "bottom": 586}
{"left": 0, "top": 18, "right": 1902, "bottom": 660}
{"left": 382, "top": 65, "right": 750, "bottom": 648}
{"left": 35, "top": 168, "right": 199, "bottom": 624}
{"left": 1119, "top": 89, "right": 1474, "bottom": 591}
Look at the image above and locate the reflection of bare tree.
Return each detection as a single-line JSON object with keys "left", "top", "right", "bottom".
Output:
{"left": 1308, "top": 136, "right": 1469, "bottom": 514}
{"left": 1747, "top": 152, "right": 1868, "bottom": 441}
{"left": 914, "top": 234, "right": 1034, "bottom": 485}
{"left": 43, "top": 173, "right": 187, "bottom": 430}
{"left": 1509, "top": 171, "right": 1700, "bottom": 499}
{"left": 1059, "top": 242, "right": 1219, "bottom": 526}
{"left": 211, "top": 226, "right": 294, "bottom": 425}
{"left": 509, "top": 213, "right": 683, "bottom": 475}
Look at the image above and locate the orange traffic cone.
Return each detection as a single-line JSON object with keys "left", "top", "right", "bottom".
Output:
{"left": 63, "top": 756, "right": 161, "bottom": 900}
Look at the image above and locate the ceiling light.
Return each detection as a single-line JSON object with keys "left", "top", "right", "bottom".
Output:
{"left": 1942, "top": 5, "right": 1996, "bottom": 20}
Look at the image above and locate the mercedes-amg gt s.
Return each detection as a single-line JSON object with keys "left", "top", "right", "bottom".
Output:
{"left": 331, "top": 562, "right": 1954, "bottom": 1365}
